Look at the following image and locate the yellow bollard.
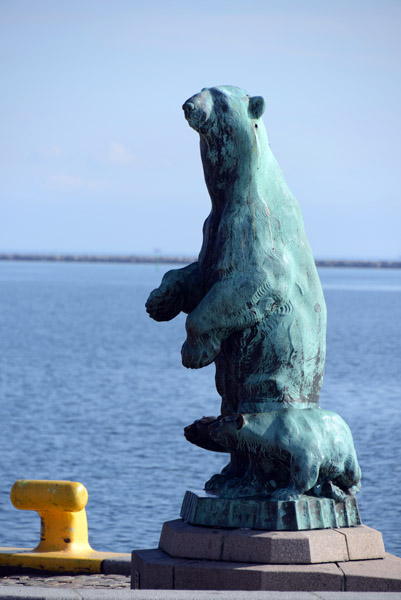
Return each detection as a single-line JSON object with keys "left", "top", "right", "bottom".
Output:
{"left": 0, "top": 480, "right": 130, "bottom": 573}
{"left": 11, "top": 480, "right": 91, "bottom": 554}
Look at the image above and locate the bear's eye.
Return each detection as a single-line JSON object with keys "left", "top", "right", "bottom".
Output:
{"left": 254, "top": 124, "right": 258, "bottom": 129}
{"left": 216, "top": 98, "right": 229, "bottom": 114}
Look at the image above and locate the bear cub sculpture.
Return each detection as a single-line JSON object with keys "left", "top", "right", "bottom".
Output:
{"left": 208, "top": 408, "right": 362, "bottom": 501}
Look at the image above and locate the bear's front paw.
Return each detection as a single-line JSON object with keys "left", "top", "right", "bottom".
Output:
{"left": 145, "top": 286, "right": 183, "bottom": 322}
{"left": 205, "top": 473, "right": 240, "bottom": 493}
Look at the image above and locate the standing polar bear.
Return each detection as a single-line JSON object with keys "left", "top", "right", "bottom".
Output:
{"left": 146, "top": 86, "right": 330, "bottom": 496}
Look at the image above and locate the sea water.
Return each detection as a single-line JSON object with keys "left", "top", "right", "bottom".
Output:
{"left": 0, "top": 261, "right": 400, "bottom": 556}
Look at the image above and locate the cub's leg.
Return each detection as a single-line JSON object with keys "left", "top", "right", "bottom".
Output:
{"left": 213, "top": 456, "right": 280, "bottom": 498}
{"left": 271, "top": 454, "right": 320, "bottom": 501}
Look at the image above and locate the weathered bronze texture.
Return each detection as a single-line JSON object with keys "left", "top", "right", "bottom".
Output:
{"left": 146, "top": 86, "right": 361, "bottom": 509}
{"left": 180, "top": 490, "right": 361, "bottom": 530}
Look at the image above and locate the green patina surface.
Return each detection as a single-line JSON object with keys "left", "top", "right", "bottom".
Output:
{"left": 146, "top": 86, "right": 361, "bottom": 515}
{"left": 207, "top": 408, "right": 361, "bottom": 501}
{"left": 180, "top": 490, "right": 361, "bottom": 530}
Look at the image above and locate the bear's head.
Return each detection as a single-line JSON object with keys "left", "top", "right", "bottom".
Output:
{"left": 182, "top": 86, "right": 266, "bottom": 184}
{"left": 183, "top": 86, "right": 265, "bottom": 137}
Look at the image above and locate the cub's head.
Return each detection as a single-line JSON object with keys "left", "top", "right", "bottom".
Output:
{"left": 182, "top": 85, "right": 265, "bottom": 138}
{"left": 208, "top": 413, "right": 246, "bottom": 448}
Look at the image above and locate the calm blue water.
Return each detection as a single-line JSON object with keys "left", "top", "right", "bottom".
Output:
{"left": 0, "top": 262, "right": 400, "bottom": 556}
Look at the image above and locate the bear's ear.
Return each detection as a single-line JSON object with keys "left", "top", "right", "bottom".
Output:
{"left": 236, "top": 414, "right": 245, "bottom": 430}
{"left": 248, "top": 96, "right": 266, "bottom": 120}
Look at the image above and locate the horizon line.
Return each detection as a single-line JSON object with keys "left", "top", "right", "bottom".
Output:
{"left": 0, "top": 253, "right": 400, "bottom": 269}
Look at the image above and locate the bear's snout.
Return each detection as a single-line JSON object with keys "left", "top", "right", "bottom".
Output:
{"left": 183, "top": 90, "right": 214, "bottom": 132}
{"left": 183, "top": 99, "right": 202, "bottom": 131}
{"left": 182, "top": 101, "right": 195, "bottom": 119}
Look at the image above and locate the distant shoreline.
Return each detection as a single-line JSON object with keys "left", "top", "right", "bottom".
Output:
{"left": 0, "top": 253, "right": 400, "bottom": 269}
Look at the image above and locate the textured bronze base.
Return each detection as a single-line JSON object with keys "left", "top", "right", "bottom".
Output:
{"left": 181, "top": 489, "right": 361, "bottom": 530}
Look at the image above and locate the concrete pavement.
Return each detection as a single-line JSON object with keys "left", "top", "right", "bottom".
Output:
{"left": 0, "top": 590, "right": 401, "bottom": 600}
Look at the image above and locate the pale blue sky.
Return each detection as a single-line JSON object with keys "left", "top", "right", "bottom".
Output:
{"left": 1, "top": 0, "right": 400, "bottom": 259}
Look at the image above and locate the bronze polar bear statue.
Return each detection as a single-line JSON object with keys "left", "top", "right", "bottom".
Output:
{"left": 208, "top": 408, "right": 362, "bottom": 501}
{"left": 146, "top": 85, "right": 329, "bottom": 496}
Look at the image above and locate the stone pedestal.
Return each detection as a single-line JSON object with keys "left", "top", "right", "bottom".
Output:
{"left": 131, "top": 519, "right": 401, "bottom": 592}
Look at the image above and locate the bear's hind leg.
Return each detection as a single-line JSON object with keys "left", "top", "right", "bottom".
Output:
{"left": 205, "top": 452, "right": 249, "bottom": 493}
{"left": 213, "top": 456, "right": 279, "bottom": 498}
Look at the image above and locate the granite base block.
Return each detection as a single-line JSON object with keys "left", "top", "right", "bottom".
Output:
{"left": 338, "top": 553, "right": 401, "bottom": 592}
{"left": 340, "top": 524, "right": 386, "bottom": 561}
{"left": 131, "top": 548, "right": 344, "bottom": 591}
{"left": 181, "top": 489, "right": 361, "bottom": 530}
{"left": 131, "top": 549, "right": 178, "bottom": 590}
{"left": 131, "top": 518, "right": 399, "bottom": 592}
{"left": 101, "top": 555, "right": 131, "bottom": 575}
{"left": 131, "top": 547, "right": 401, "bottom": 592}
{"left": 159, "top": 519, "right": 385, "bottom": 564}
